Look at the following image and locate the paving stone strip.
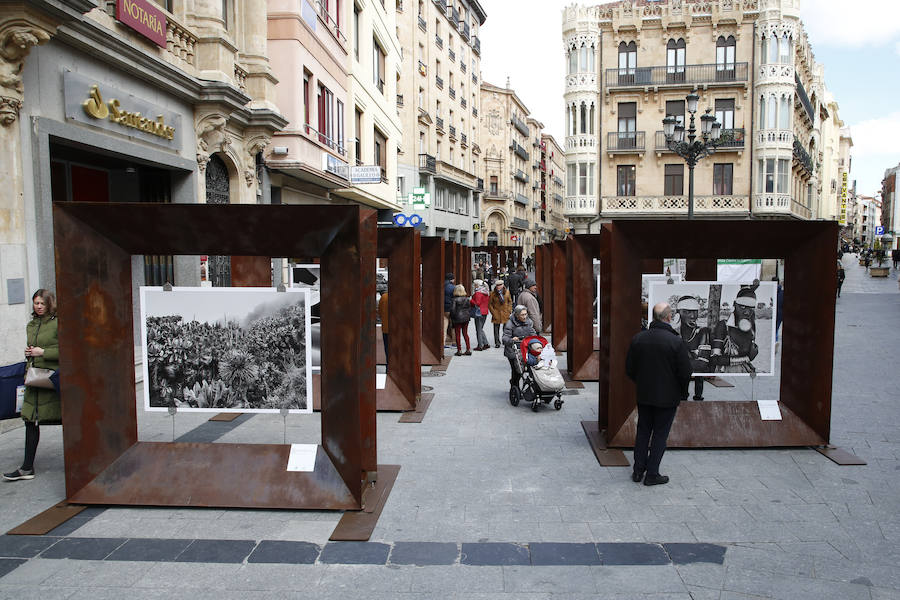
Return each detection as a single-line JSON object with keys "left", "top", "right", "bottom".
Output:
{"left": 0, "top": 534, "right": 725, "bottom": 569}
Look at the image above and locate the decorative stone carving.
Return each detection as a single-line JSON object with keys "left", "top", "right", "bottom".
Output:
{"left": 244, "top": 136, "right": 269, "bottom": 187}
{"left": 196, "top": 115, "right": 229, "bottom": 172}
{"left": 0, "top": 23, "right": 52, "bottom": 125}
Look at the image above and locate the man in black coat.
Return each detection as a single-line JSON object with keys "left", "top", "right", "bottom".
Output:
{"left": 625, "top": 302, "right": 693, "bottom": 486}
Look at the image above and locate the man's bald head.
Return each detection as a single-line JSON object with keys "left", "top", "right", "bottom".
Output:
{"left": 652, "top": 302, "right": 673, "bottom": 323}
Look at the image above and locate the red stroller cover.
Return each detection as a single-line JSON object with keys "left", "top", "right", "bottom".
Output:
{"left": 520, "top": 335, "right": 549, "bottom": 362}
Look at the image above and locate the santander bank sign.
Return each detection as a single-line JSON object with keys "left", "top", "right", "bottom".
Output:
{"left": 116, "top": 0, "right": 167, "bottom": 48}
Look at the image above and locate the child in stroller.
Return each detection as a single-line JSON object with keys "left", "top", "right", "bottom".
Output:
{"left": 509, "top": 335, "right": 565, "bottom": 411}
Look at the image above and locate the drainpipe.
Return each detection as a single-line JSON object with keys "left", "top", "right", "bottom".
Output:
{"left": 748, "top": 21, "right": 756, "bottom": 220}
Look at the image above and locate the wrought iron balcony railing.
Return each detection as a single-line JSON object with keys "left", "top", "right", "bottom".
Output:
{"left": 795, "top": 73, "right": 815, "bottom": 124}
{"left": 476, "top": 177, "right": 484, "bottom": 191}
{"left": 472, "top": 35, "right": 480, "bottom": 55}
{"left": 514, "top": 169, "right": 528, "bottom": 183}
{"left": 604, "top": 62, "right": 748, "bottom": 88}
{"left": 449, "top": 49, "right": 455, "bottom": 62}
{"left": 435, "top": 116, "right": 444, "bottom": 131}
{"left": 417, "top": 15, "right": 426, "bottom": 31}
{"left": 435, "top": 75, "right": 443, "bottom": 89}
{"left": 514, "top": 194, "right": 528, "bottom": 206}
{"left": 607, "top": 131, "right": 646, "bottom": 152}
{"left": 459, "top": 21, "right": 469, "bottom": 40}
{"left": 654, "top": 128, "right": 744, "bottom": 151}
{"left": 509, "top": 140, "right": 530, "bottom": 161}
{"left": 418, "top": 153, "right": 436, "bottom": 173}
{"left": 435, "top": 34, "right": 443, "bottom": 49}
{"left": 448, "top": 87, "right": 456, "bottom": 99}
{"left": 510, "top": 114, "right": 529, "bottom": 136}
{"left": 512, "top": 216, "right": 528, "bottom": 229}
{"left": 461, "top": 98, "right": 466, "bottom": 108}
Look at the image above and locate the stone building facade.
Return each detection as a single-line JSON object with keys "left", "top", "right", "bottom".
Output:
{"left": 395, "top": 0, "right": 486, "bottom": 245}
{"left": 561, "top": 0, "right": 847, "bottom": 227}
{"left": 0, "top": 0, "right": 285, "bottom": 364}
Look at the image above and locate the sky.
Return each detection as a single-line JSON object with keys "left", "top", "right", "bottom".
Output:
{"left": 478, "top": 0, "right": 900, "bottom": 197}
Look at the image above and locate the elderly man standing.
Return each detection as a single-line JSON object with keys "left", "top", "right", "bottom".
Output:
{"left": 516, "top": 279, "right": 542, "bottom": 333}
{"left": 626, "top": 302, "right": 692, "bottom": 486}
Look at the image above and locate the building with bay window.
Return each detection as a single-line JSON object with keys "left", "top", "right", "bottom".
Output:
{"left": 562, "top": 0, "right": 849, "bottom": 226}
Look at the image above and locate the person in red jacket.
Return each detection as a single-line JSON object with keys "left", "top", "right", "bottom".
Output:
{"left": 470, "top": 280, "right": 491, "bottom": 350}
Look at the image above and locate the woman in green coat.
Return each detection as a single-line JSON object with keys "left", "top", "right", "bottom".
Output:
{"left": 4, "top": 289, "right": 59, "bottom": 481}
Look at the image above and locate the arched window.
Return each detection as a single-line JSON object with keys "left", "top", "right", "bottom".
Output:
{"left": 760, "top": 36, "right": 768, "bottom": 65}
{"left": 759, "top": 95, "right": 766, "bottom": 129}
{"left": 779, "top": 34, "right": 792, "bottom": 64}
{"left": 767, "top": 94, "right": 777, "bottom": 129}
{"left": 570, "top": 103, "right": 577, "bottom": 135}
{"left": 568, "top": 47, "right": 577, "bottom": 74}
{"left": 589, "top": 103, "right": 595, "bottom": 134}
{"left": 618, "top": 41, "right": 637, "bottom": 83}
{"left": 716, "top": 35, "right": 736, "bottom": 80}
{"left": 768, "top": 32, "right": 779, "bottom": 64}
{"left": 580, "top": 44, "right": 588, "bottom": 71}
{"left": 565, "top": 105, "right": 570, "bottom": 135}
{"left": 666, "top": 38, "right": 686, "bottom": 82}
{"left": 589, "top": 44, "right": 595, "bottom": 72}
{"left": 580, "top": 102, "right": 587, "bottom": 134}
{"left": 779, "top": 95, "right": 790, "bottom": 129}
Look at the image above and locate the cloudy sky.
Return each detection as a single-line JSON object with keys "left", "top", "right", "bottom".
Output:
{"left": 479, "top": 0, "right": 900, "bottom": 197}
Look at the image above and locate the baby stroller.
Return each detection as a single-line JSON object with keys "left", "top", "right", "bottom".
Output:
{"left": 509, "top": 335, "right": 565, "bottom": 412}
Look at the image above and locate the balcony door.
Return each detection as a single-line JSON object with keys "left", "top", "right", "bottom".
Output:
{"left": 716, "top": 36, "right": 736, "bottom": 81}
{"left": 617, "top": 102, "right": 636, "bottom": 149}
{"left": 666, "top": 38, "right": 686, "bottom": 83}
{"left": 617, "top": 41, "right": 636, "bottom": 84}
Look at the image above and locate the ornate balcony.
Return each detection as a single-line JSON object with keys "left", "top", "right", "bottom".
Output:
{"left": 514, "top": 194, "right": 528, "bottom": 206}
{"left": 461, "top": 62, "right": 467, "bottom": 73}
{"left": 605, "top": 62, "right": 749, "bottom": 89}
{"left": 459, "top": 20, "right": 470, "bottom": 41}
{"left": 418, "top": 15, "right": 426, "bottom": 31}
{"left": 566, "top": 134, "right": 597, "bottom": 152}
{"left": 565, "top": 195, "right": 598, "bottom": 217}
{"left": 654, "top": 128, "right": 744, "bottom": 152}
{"left": 449, "top": 49, "right": 455, "bottom": 62}
{"left": 449, "top": 125, "right": 457, "bottom": 140}
{"left": 513, "top": 169, "right": 529, "bottom": 183}
{"left": 793, "top": 136, "right": 814, "bottom": 175}
{"left": 461, "top": 133, "right": 467, "bottom": 147}
{"left": 472, "top": 35, "right": 480, "bottom": 55}
{"left": 435, "top": 75, "right": 443, "bottom": 89}
{"left": 752, "top": 193, "right": 812, "bottom": 218}
{"left": 511, "top": 217, "right": 529, "bottom": 229}
{"left": 472, "top": 72, "right": 478, "bottom": 84}
{"left": 461, "top": 98, "right": 467, "bottom": 108}
{"left": 607, "top": 131, "right": 646, "bottom": 153}
{"left": 435, "top": 116, "right": 445, "bottom": 133}
{"left": 435, "top": 34, "right": 443, "bottom": 49}
{"left": 472, "top": 106, "right": 478, "bottom": 117}
{"left": 448, "top": 87, "right": 456, "bottom": 99}
{"left": 510, "top": 140, "right": 530, "bottom": 161}
{"left": 601, "top": 195, "right": 750, "bottom": 216}
{"left": 418, "top": 153, "right": 436, "bottom": 174}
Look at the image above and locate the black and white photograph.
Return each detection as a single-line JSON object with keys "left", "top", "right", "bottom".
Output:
{"left": 647, "top": 280, "right": 778, "bottom": 377}
{"left": 641, "top": 273, "right": 683, "bottom": 304}
{"left": 290, "top": 264, "right": 321, "bottom": 370}
{"left": 141, "top": 287, "right": 313, "bottom": 413}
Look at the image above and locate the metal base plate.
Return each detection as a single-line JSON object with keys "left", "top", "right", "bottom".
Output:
{"left": 816, "top": 445, "right": 867, "bottom": 465}
{"left": 330, "top": 464, "right": 400, "bottom": 541}
{"left": 581, "top": 421, "right": 630, "bottom": 467}
{"left": 7, "top": 501, "right": 86, "bottom": 536}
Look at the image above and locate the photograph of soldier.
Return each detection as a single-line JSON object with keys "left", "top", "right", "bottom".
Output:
{"left": 648, "top": 281, "right": 777, "bottom": 376}
{"left": 674, "top": 295, "right": 709, "bottom": 400}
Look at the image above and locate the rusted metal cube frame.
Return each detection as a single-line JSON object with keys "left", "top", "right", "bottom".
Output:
{"left": 566, "top": 234, "right": 605, "bottom": 381}
{"left": 551, "top": 241, "right": 568, "bottom": 347}
{"left": 602, "top": 220, "right": 837, "bottom": 448}
{"left": 377, "top": 229, "right": 422, "bottom": 411}
{"left": 53, "top": 202, "right": 377, "bottom": 510}
{"left": 535, "top": 244, "right": 552, "bottom": 335}
{"left": 421, "top": 237, "right": 445, "bottom": 364}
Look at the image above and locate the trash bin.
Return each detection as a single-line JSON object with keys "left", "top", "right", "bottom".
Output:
{"left": 0, "top": 362, "right": 26, "bottom": 419}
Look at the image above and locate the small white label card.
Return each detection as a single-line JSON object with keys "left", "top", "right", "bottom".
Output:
{"left": 286, "top": 443, "right": 318, "bottom": 472}
{"left": 757, "top": 400, "right": 782, "bottom": 421}
{"left": 376, "top": 373, "right": 387, "bottom": 390}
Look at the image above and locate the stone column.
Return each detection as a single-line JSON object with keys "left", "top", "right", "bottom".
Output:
{"left": 0, "top": 13, "right": 54, "bottom": 364}
{"left": 238, "top": 0, "right": 278, "bottom": 111}
{"left": 189, "top": 0, "right": 235, "bottom": 83}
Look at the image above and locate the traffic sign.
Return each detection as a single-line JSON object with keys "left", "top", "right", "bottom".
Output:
{"left": 875, "top": 226, "right": 885, "bottom": 236}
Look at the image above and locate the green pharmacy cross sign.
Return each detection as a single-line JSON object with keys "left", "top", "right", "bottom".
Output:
{"left": 409, "top": 187, "right": 431, "bottom": 211}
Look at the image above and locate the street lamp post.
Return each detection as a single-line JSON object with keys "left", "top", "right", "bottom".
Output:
{"left": 662, "top": 91, "right": 722, "bottom": 219}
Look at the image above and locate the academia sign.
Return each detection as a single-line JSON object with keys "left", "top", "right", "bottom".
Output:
{"left": 117, "top": 0, "right": 167, "bottom": 48}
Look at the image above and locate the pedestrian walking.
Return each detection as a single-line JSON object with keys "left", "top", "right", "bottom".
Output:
{"left": 516, "top": 279, "right": 543, "bottom": 332}
{"left": 470, "top": 280, "right": 491, "bottom": 350}
{"left": 489, "top": 279, "right": 513, "bottom": 348}
{"left": 449, "top": 284, "right": 473, "bottom": 356}
{"left": 502, "top": 305, "right": 536, "bottom": 386}
{"left": 625, "top": 302, "right": 692, "bottom": 486}
{"left": 892, "top": 248, "right": 900, "bottom": 270}
{"left": 864, "top": 252, "right": 871, "bottom": 271}
{"left": 507, "top": 265, "right": 526, "bottom": 300}
{"left": 837, "top": 260, "right": 845, "bottom": 298}
{"left": 5, "top": 289, "right": 60, "bottom": 482}
{"left": 444, "top": 272, "right": 456, "bottom": 345}
{"left": 377, "top": 291, "right": 389, "bottom": 364}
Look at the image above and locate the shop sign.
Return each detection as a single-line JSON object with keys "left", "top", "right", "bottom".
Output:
{"left": 350, "top": 165, "right": 382, "bottom": 184}
{"left": 409, "top": 187, "right": 430, "bottom": 210}
{"left": 839, "top": 172, "right": 848, "bottom": 226}
{"left": 322, "top": 153, "right": 349, "bottom": 180}
{"left": 65, "top": 71, "right": 180, "bottom": 148}
{"left": 116, "top": 0, "right": 167, "bottom": 48}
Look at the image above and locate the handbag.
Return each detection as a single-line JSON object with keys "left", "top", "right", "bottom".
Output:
{"left": 25, "top": 366, "right": 56, "bottom": 389}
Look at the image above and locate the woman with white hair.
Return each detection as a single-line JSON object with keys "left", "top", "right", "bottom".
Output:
{"left": 489, "top": 279, "right": 513, "bottom": 348}
{"left": 502, "top": 304, "right": 536, "bottom": 386}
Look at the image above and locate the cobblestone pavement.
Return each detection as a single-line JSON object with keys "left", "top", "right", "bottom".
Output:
{"left": 1, "top": 254, "right": 899, "bottom": 599}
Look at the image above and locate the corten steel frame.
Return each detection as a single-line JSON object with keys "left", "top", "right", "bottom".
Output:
{"left": 551, "top": 241, "right": 568, "bottom": 347}
{"left": 54, "top": 202, "right": 378, "bottom": 510}
{"left": 376, "top": 229, "right": 422, "bottom": 411}
{"left": 566, "top": 233, "right": 606, "bottom": 381}
{"left": 535, "top": 244, "right": 552, "bottom": 334}
{"left": 230, "top": 256, "right": 272, "bottom": 286}
{"left": 603, "top": 220, "right": 838, "bottom": 448}
{"left": 458, "top": 243, "right": 472, "bottom": 292}
{"left": 420, "top": 237, "right": 445, "bottom": 364}
{"left": 444, "top": 241, "right": 458, "bottom": 283}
